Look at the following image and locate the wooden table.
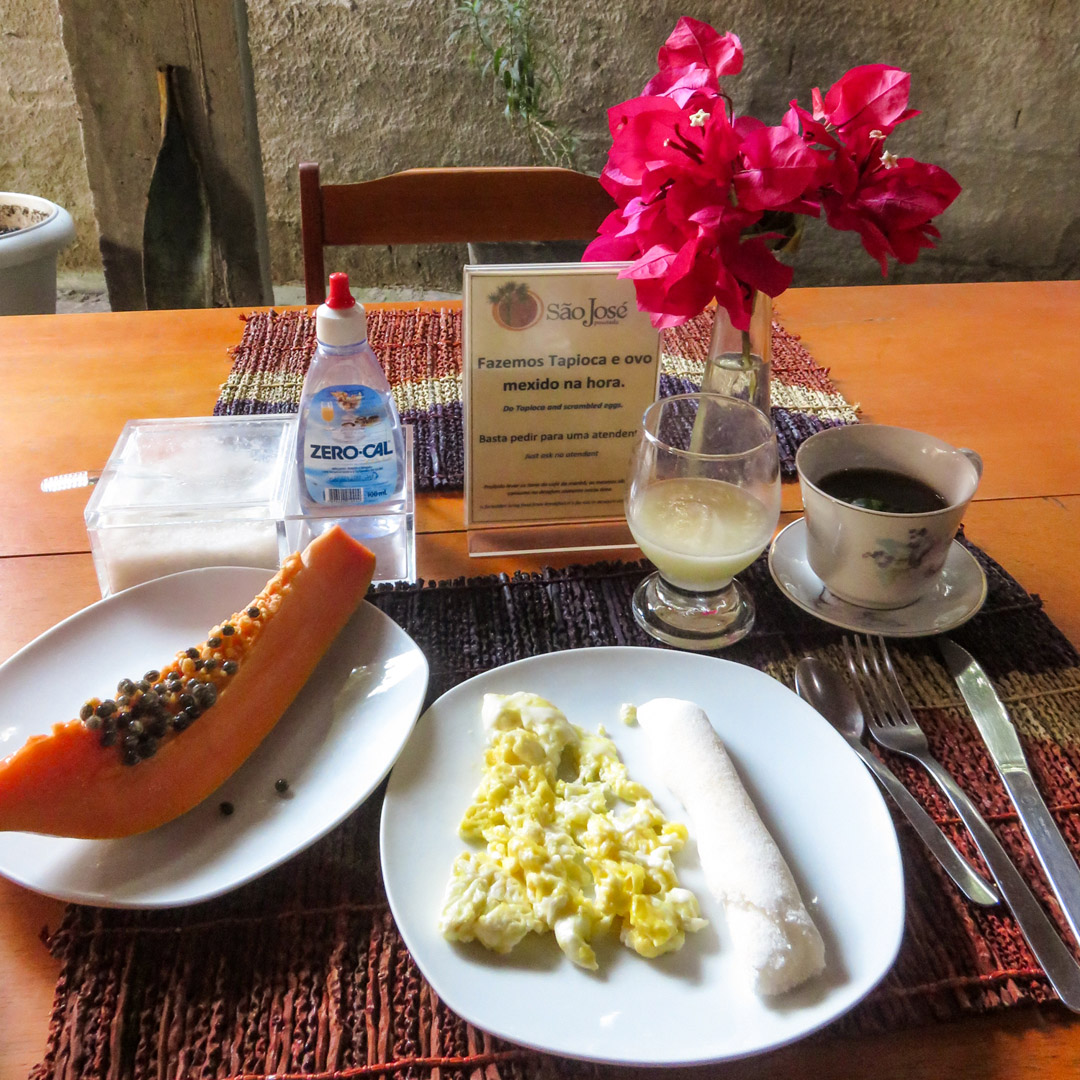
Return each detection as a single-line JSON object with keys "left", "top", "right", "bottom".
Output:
{"left": 2, "top": 282, "right": 1079, "bottom": 1078}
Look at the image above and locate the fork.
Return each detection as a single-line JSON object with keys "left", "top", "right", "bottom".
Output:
{"left": 845, "top": 633, "right": 1080, "bottom": 1011}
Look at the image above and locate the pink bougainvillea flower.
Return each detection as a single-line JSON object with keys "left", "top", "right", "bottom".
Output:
{"left": 622, "top": 241, "right": 724, "bottom": 329}
{"left": 582, "top": 216, "right": 643, "bottom": 264}
{"left": 783, "top": 101, "right": 841, "bottom": 153}
{"left": 584, "top": 19, "right": 961, "bottom": 330}
{"left": 603, "top": 96, "right": 685, "bottom": 186}
{"left": 822, "top": 158, "right": 961, "bottom": 272}
{"left": 733, "top": 124, "right": 828, "bottom": 212}
{"left": 665, "top": 176, "right": 753, "bottom": 237}
{"left": 816, "top": 64, "right": 919, "bottom": 136}
{"left": 724, "top": 234, "right": 796, "bottom": 298}
{"left": 655, "top": 17, "right": 743, "bottom": 80}
{"left": 642, "top": 17, "right": 743, "bottom": 104}
{"left": 697, "top": 104, "right": 743, "bottom": 178}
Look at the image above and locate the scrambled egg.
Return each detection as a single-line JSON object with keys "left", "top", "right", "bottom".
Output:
{"left": 439, "top": 691, "right": 706, "bottom": 970}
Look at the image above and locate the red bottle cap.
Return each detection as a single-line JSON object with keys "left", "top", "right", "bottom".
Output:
{"left": 326, "top": 272, "right": 356, "bottom": 310}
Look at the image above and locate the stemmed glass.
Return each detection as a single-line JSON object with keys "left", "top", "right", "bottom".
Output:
{"left": 626, "top": 393, "right": 780, "bottom": 649}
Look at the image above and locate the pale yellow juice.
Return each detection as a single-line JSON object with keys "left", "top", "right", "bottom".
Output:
{"left": 628, "top": 477, "right": 775, "bottom": 591}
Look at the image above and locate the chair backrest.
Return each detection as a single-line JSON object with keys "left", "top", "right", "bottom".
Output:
{"left": 299, "top": 162, "right": 615, "bottom": 304}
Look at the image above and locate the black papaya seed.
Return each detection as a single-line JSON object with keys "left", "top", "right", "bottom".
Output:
{"left": 193, "top": 683, "right": 217, "bottom": 708}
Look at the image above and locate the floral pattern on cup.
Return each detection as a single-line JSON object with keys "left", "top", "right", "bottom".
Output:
{"left": 862, "top": 528, "right": 938, "bottom": 578}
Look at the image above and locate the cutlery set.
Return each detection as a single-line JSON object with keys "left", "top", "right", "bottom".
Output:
{"left": 796, "top": 634, "right": 1080, "bottom": 1012}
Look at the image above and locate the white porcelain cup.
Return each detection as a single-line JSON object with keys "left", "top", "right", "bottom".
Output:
{"left": 795, "top": 425, "right": 982, "bottom": 609}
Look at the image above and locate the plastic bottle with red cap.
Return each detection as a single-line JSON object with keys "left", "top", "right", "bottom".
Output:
{"left": 295, "top": 272, "right": 404, "bottom": 535}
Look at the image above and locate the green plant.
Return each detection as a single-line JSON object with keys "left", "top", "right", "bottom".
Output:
{"left": 449, "top": 0, "right": 578, "bottom": 168}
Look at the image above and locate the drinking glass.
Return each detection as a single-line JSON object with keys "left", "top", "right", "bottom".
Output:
{"left": 626, "top": 393, "right": 780, "bottom": 649}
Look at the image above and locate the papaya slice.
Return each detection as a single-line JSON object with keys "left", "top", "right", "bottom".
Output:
{"left": 0, "top": 525, "right": 376, "bottom": 838}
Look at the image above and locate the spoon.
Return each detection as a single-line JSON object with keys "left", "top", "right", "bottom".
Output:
{"left": 795, "top": 657, "right": 999, "bottom": 906}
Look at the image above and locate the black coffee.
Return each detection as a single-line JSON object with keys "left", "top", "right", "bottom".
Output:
{"left": 816, "top": 467, "right": 949, "bottom": 514}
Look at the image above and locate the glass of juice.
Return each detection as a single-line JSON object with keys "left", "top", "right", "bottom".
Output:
{"left": 626, "top": 393, "right": 780, "bottom": 649}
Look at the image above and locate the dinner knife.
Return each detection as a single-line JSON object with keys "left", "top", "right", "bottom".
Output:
{"left": 939, "top": 637, "right": 1080, "bottom": 948}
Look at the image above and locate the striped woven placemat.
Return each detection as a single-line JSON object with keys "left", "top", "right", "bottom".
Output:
{"left": 33, "top": 543, "right": 1080, "bottom": 1079}
{"left": 213, "top": 307, "right": 858, "bottom": 485}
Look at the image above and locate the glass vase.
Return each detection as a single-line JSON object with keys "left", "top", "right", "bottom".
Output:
{"left": 700, "top": 292, "right": 772, "bottom": 419}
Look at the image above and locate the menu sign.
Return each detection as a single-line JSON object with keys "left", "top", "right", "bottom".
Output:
{"left": 463, "top": 264, "right": 660, "bottom": 528}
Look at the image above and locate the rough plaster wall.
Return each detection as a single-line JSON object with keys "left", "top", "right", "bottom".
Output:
{"left": 246, "top": 0, "right": 1080, "bottom": 290}
{"left": 1, "top": 0, "right": 100, "bottom": 272}
{"left": 5, "top": 0, "right": 1079, "bottom": 289}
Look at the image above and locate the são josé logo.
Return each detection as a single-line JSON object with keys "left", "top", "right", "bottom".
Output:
{"left": 489, "top": 280, "right": 629, "bottom": 331}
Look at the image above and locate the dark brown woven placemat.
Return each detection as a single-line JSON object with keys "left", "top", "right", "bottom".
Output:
{"left": 32, "top": 540, "right": 1080, "bottom": 1079}
{"left": 213, "top": 307, "right": 858, "bottom": 486}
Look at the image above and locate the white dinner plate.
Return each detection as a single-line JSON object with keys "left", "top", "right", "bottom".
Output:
{"left": 0, "top": 566, "right": 428, "bottom": 908}
{"left": 381, "top": 647, "right": 905, "bottom": 1067}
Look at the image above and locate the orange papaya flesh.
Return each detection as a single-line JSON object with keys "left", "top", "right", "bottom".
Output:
{"left": 0, "top": 525, "right": 376, "bottom": 839}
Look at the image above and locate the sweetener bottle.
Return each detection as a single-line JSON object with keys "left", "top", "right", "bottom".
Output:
{"left": 296, "top": 272, "right": 404, "bottom": 536}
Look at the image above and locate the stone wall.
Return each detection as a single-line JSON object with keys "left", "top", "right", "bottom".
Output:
{"left": 4, "top": 0, "right": 1078, "bottom": 290}
{"left": 1, "top": 0, "right": 99, "bottom": 272}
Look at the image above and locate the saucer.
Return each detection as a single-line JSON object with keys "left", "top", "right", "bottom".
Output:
{"left": 767, "top": 518, "right": 987, "bottom": 637}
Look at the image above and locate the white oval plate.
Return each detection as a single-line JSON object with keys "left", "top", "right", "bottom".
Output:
{"left": 0, "top": 566, "right": 428, "bottom": 908}
{"left": 381, "top": 647, "right": 904, "bottom": 1067}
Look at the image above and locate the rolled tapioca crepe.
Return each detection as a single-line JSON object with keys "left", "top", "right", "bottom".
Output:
{"left": 636, "top": 697, "right": 825, "bottom": 996}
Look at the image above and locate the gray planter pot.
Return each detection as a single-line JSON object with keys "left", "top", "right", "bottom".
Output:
{"left": 0, "top": 193, "right": 76, "bottom": 315}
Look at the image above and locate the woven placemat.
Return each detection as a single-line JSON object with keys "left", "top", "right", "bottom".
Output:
{"left": 33, "top": 544, "right": 1080, "bottom": 1079}
{"left": 214, "top": 307, "right": 858, "bottom": 486}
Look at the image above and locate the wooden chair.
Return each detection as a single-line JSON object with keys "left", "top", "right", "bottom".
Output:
{"left": 299, "top": 162, "right": 615, "bottom": 304}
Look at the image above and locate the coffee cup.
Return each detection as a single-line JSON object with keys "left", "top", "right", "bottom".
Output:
{"left": 795, "top": 425, "right": 982, "bottom": 609}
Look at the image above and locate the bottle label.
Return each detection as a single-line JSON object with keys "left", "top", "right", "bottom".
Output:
{"left": 302, "top": 384, "right": 399, "bottom": 504}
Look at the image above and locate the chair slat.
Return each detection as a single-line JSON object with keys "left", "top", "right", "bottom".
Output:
{"left": 299, "top": 164, "right": 614, "bottom": 304}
